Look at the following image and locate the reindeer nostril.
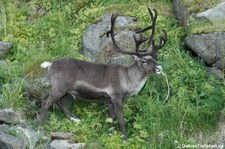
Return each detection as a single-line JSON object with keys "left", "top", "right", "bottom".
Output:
{"left": 156, "top": 65, "right": 162, "bottom": 74}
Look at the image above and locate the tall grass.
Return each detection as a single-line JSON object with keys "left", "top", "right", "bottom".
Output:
{"left": 1, "top": 78, "right": 26, "bottom": 109}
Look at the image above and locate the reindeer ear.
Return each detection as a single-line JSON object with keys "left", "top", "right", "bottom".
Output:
{"left": 143, "top": 55, "right": 153, "bottom": 60}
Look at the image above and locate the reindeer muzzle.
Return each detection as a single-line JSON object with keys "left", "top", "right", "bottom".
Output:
{"left": 155, "top": 65, "right": 162, "bottom": 74}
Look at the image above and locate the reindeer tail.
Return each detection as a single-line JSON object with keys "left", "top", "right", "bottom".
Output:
{"left": 40, "top": 61, "right": 52, "bottom": 69}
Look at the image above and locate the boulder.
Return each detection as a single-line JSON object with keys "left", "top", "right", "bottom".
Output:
{"left": 27, "top": 1, "right": 48, "bottom": 21}
{"left": 26, "top": 76, "right": 50, "bottom": 101}
{"left": 0, "top": 118, "right": 48, "bottom": 149}
{"left": 15, "top": 126, "right": 40, "bottom": 149}
{"left": 0, "top": 41, "right": 12, "bottom": 58}
{"left": 26, "top": 76, "right": 75, "bottom": 111}
{"left": 185, "top": 32, "right": 225, "bottom": 69}
{"left": 51, "top": 132, "right": 73, "bottom": 140}
{"left": 82, "top": 13, "right": 137, "bottom": 66}
{"left": 173, "top": 0, "right": 189, "bottom": 26}
{"left": 181, "top": 0, "right": 225, "bottom": 79}
{"left": 0, "top": 132, "right": 25, "bottom": 149}
{"left": 0, "top": 108, "right": 23, "bottom": 124}
{"left": 0, "top": 124, "right": 10, "bottom": 134}
{"left": 196, "top": 2, "right": 225, "bottom": 23}
{"left": 0, "top": 108, "right": 41, "bottom": 148}
{"left": 206, "top": 67, "right": 224, "bottom": 80}
{"left": 47, "top": 140, "right": 85, "bottom": 149}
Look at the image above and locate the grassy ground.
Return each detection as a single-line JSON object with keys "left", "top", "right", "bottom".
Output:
{"left": 182, "top": 0, "right": 220, "bottom": 13}
{"left": 0, "top": 0, "right": 225, "bottom": 148}
{"left": 182, "top": 0, "right": 225, "bottom": 34}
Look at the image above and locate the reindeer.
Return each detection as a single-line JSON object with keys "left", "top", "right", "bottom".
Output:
{"left": 38, "top": 6, "right": 167, "bottom": 140}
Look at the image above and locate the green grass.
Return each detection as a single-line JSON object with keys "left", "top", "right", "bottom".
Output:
{"left": 182, "top": 0, "right": 220, "bottom": 13}
{"left": 188, "top": 20, "right": 225, "bottom": 34}
{"left": 0, "top": 0, "right": 225, "bottom": 148}
{"left": 1, "top": 78, "right": 26, "bottom": 109}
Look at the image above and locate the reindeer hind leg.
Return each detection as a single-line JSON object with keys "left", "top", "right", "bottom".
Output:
{"left": 38, "top": 88, "right": 67, "bottom": 125}
{"left": 56, "top": 99, "right": 80, "bottom": 122}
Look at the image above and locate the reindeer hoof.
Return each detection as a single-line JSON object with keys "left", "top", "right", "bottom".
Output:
{"left": 69, "top": 117, "right": 81, "bottom": 123}
{"left": 122, "top": 136, "right": 128, "bottom": 142}
{"left": 37, "top": 108, "right": 48, "bottom": 125}
{"left": 66, "top": 113, "right": 80, "bottom": 123}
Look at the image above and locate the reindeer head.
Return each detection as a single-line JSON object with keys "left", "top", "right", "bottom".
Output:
{"left": 107, "top": 6, "right": 167, "bottom": 75}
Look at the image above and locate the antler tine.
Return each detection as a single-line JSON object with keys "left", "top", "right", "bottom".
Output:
{"left": 135, "top": 25, "right": 152, "bottom": 34}
{"left": 131, "top": 6, "right": 163, "bottom": 58}
{"left": 107, "top": 13, "right": 138, "bottom": 56}
{"left": 107, "top": 5, "right": 167, "bottom": 58}
{"left": 147, "top": 8, "right": 157, "bottom": 46}
{"left": 132, "top": 8, "right": 158, "bottom": 56}
{"left": 146, "top": 3, "right": 168, "bottom": 59}
{"left": 149, "top": 30, "right": 167, "bottom": 59}
{"left": 130, "top": 0, "right": 159, "bottom": 56}
{"left": 133, "top": 34, "right": 148, "bottom": 54}
{"left": 157, "top": 30, "right": 167, "bottom": 49}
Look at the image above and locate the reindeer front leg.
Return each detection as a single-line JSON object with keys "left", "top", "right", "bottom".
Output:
{"left": 111, "top": 96, "right": 127, "bottom": 141}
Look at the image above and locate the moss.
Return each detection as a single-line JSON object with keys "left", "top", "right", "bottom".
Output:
{"left": 182, "top": 0, "right": 220, "bottom": 13}
{"left": 188, "top": 20, "right": 225, "bottom": 35}
{"left": 104, "top": 1, "right": 174, "bottom": 17}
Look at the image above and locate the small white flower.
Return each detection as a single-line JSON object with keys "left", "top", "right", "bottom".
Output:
{"left": 174, "top": 140, "right": 179, "bottom": 144}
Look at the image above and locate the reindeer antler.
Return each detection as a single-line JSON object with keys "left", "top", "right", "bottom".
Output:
{"left": 149, "top": 30, "right": 167, "bottom": 59}
{"left": 106, "top": 14, "right": 140, "bottom": 56}
{"left": 107, "top": 3, "right": 167, "bottom": 59}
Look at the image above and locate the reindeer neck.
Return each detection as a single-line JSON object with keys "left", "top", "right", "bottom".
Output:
{"left": 127, "top": 62, "right": 147, "bottom": 82}
{"left": 123, "top": 62, "right": 148, "bottom": 96}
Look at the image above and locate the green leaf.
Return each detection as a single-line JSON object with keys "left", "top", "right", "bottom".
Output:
{"left": 105, "top": 118, "right": 113, "bottom": 123}
{"left": 133, "top": 123, "right": 142, "bottom": 130}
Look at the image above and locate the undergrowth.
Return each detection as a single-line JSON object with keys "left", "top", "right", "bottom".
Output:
{"left": 0, "top": 0, "right": 224, "bottom": 148}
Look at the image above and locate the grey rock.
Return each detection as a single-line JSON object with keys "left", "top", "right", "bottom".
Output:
{"left": 0, "top": 124, "right": 10, "bottom": 134}
{"left": 51, "top": 132, "right": 73, "bottom": 140}
{"left": 182, "top": 1, "right": 225, "bottom": 79}
{"left": 14, "top": 126, "right": 40, "bottom": 149}
{"left": 111, "top": 54, "right": 134, "bottom": 66}
{"left": 205, "top": 67, "right": 224, "bottom": 80}
{"left": 82, "top": 13, "right": 137, "bottom": 65}
{"left": 214, "top": 57, "right": 225, "bottom": 69}
{"left": 0, "top": 41, "right": 12, "bottom": 58}
{"left": 173, "top": 0, "right": 189, "bottom": 26}
{"left": 185, "top": 32, "right": 225, "bottom": 66}
{"left": 47, "top": 140, "right": 85, "bottom": 149}
{"left": 27, "top": 2, "right": 48, "bottom": 22}
{"left": 25, "top": 76, "right": 75, "bottom": 114}
{"left": 196, "top": 2, "right": 225, "bottom": 23}
{"left": 185, "top": 32, "right": 225, "bottom": 79}
{"left": 0, "top": 132, "right": 25, "bottom": 149}
{"left": 26, "top": 76, "right": 51, "bottom": 101}
{"left": 0, "top": 108, "right": 22, "bottom": 124}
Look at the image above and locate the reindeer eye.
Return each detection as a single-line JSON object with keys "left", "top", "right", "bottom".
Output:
{"left": 140, "top": 59, "right": 147, "bottom": 63}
